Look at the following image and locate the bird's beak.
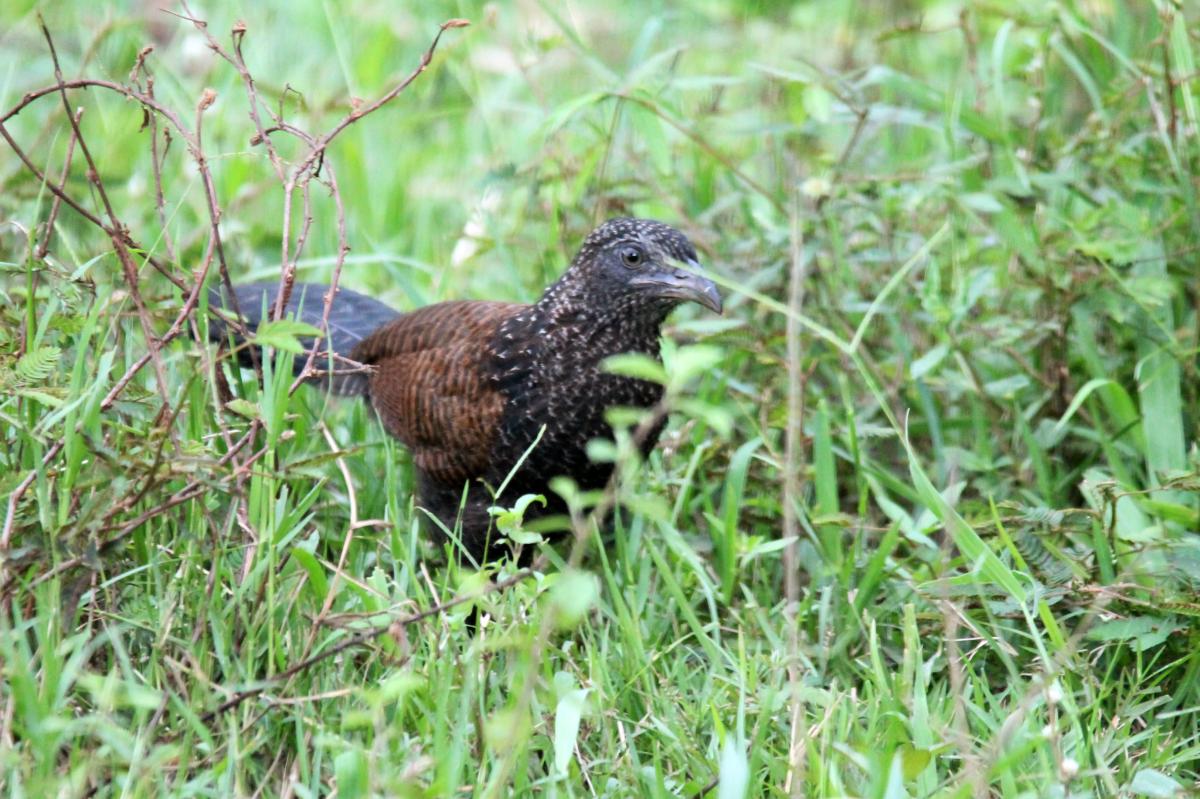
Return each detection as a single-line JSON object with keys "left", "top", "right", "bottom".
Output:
{"left": 632, "top": 259, "right": 723, "bottom": 314}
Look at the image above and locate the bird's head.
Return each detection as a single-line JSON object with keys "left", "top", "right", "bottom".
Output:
{"left": 562, "top": 218, "right": 723, "bottom": 316}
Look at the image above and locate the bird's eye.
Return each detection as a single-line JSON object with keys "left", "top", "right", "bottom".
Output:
{"left": 620, "top": 246, "right": 643, "bottom": 266}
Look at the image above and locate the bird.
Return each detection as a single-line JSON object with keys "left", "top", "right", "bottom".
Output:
{"left": 210, "top": 217, "right": 722, "bottom": 563}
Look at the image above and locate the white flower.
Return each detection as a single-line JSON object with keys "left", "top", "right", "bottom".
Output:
{"left": 1045, "top": 681, "right": 1064, "bottom": 705}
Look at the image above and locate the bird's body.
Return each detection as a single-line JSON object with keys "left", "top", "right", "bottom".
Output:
{"left": 211, "top": 218, "right": 721, "bottom": 562}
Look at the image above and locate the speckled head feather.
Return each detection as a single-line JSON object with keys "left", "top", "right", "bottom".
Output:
{"left": 535, "top": 218, "right": 721, "bottom": 323}
{"left": 570, "top": 217, "right": 701, "bottom": 271}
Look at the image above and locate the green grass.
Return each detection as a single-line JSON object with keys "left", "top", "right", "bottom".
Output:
{"left": 2, "top": 0, "right": 1199, "bottom": 796}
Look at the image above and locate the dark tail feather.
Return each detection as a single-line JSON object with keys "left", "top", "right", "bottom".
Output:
{"left": 208, "top": 281, "right": 400, "bottom": 396}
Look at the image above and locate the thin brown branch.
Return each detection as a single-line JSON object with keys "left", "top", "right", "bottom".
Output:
{"left": 0, "top": 119, "right": 187, "bottom": 292}
{"left": 1, "top": 440, "right": 66, "bottom": 552}
{"left": 136, "top": 58, "right": 179, "bottom": 264}
{"left": 291, "top": 160, "right": 350, "bottom": 391}
{"left": 41, "top": 20, "right": 174, "bottom": 409}
{"left": 177, "top": 5, "right": 288, "bottom": 182}
{"left": 782, "top": 194, "right": 809, "bottom": 798}
{"left": 5, "top": 426, "right": 259, "bottom": 597}
{"left": 4, "top": 58, "right": 237, "bottom": 422}
{"left": 33, "top": 107, "right": 84, "bottom": 261}
{"left": 271, "top": 18, "right": 469, "bottom": 322}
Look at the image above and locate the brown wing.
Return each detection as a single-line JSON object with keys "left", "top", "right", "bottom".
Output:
{"left": 351, "top": 300, "right": 525, "bottom": 485}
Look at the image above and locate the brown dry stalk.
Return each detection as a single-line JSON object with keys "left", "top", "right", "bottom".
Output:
{"left": 782, "top": 194, "right": 809, "bottom": 798}
{"left": 0, "top": 13, "right": 467, "bottom": 597}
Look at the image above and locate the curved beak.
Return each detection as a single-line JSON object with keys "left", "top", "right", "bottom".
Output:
{"left": 631, "top": 259, "right": 723, "bottom": 314}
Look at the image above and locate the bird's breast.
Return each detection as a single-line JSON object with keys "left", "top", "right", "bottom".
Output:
{"left": 486, "top": 329, "right": 666, "bottom": 490}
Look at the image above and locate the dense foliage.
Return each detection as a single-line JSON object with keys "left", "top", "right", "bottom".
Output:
{"left": 1, "top": 0, "right": 1197, "bottom": 795}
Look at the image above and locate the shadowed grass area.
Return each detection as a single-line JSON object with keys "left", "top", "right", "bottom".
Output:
{"left": 1, "top": 0, "right": 1198, "bottom": 796}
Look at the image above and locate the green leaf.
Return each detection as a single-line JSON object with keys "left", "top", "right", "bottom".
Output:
{"left": 1133, "top": 241, "right": 1187, "bottom": 496}
{"left": 290, "top": 545, "right": 328, "bottom": 601}
{"left": 550, "top": 569, "right": 599, "bottom": 629}
{"left": 602, "top": 352, "right": 667, "bottom": 384}
{"left": 1128, "top": 768, "right": 1184, "bottom": 798}
{"left": 665, "top": 344, "right": 724, "bottom": 391}
{"left": 802, "top": 84, "right": 833, "bottom": 123}
{"left": 14, "top": 388, "right": 64, "bottom": 408}
{"left": 958, "top": 192, "right": 1005, "bottom": 214}
{"left": 900, "top": 745, "right": 932, "bottom": 780}
{"left": 910, "top": 343, "right": 948, "bottom": 380}
{"left": 542, "top": 90, "right": 606, "bottom": 136}
{"left": 1087, "top": 617, "right": 1183, "bottom": 652}
{"left": 716, "top": 437, "right": 762, "bottom": 603}
{"left": 983, "top": 374, "right": 1030, "bottom": 399}
{"left": 14, "top": 346, "right": 61, "bottom": 384}
{"left": 552, "top": 671, "right": 589, "bottom": 775}
{"left": 252, "top": 318, "right": 324, "bottom": 354}
{"left": 676, "top": 398, "right": 733, "bottom": 437}
{"left": 224, "top": 398, "right": 261, "bottom": 420}
{"left": 717, "top": 737, "right": 749, "bottom": 799}
{"left": 334, "top": 748, "right": 369, "bottom": 799}
{"left": 488, "top": 493, "right": 546, "bottom": 539}
{"left": 1052, "top": 378, "right": 1112, "bottom": 434}
{"left": 903, "top": 436, "right": 1028, "bottom": 602}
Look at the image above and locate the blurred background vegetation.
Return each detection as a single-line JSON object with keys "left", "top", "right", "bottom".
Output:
{"left": 1, "top": 0, "right": 1198, "bottom": 796}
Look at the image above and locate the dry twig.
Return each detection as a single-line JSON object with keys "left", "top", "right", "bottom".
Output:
{"left": 0, "top": 11, "right": 467, "bottom": 596}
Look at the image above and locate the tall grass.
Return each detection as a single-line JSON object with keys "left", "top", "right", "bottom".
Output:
{"left": 1, "top": 0, "right": 1198, "bottom": 796}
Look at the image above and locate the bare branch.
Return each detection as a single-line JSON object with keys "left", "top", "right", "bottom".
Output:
{"left": 271, "top": 18, "right": 469, "bottom": 322}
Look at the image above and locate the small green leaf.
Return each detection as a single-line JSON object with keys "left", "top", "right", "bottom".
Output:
{"left": 507, "top": 528, "right": 544, "bottom": 545}
{"left": 224, "top": 398, "right": 261, "bottom": 420}
{"left": 900, "top": 745, "right": 932, "bottom": 780}
{"left": 488, "top": 493, "right": 546, "bottom": 536}
{"left": 290, "top": 545, "right": 328, "bottom": 601}
{"left": 585, "top": 438, "right": 617, "bottom": 463}
{"left": 959, "top": 192, "right": 1006, "bottom": 214}
{"left": 1128, "top": 769, "right": 1184, "bottom": 798}
{"left": 552, "top": 671, "right": 589, "bottom": 775}
{"left": 14, "top": 346, "right": 61, "bottom": 384}
{"left": 334, "top": 748, "right": 369, "bottom": 799}
{"left": 550, "top": 569, "right": 599, "bottom": 629}
{"left": 253, "top": 318, "right": 324, "bottom": 354}
{"left": 802, "top": 84, "right": 833, "bottom": 123}
{"left": 983, "top": 374, "right": 1030, "bottom": 399}
{"left": 910, "top": 343, "right": 948, "bottom": 380}
{"left": 676, "top": 398, "right": 733, "bottom": 437}
{"left": 15, "top": 388, "right": 64, "bottom": 408}
{"left": 665, "top": 344, "right": 723, "bottom": 391}
{"left": 1087, "top": 617, "right": 1182, "bottom": 652}
{"left": 717, "top": 737, "right": 749, "bottom": 799}
{"left": 602, "top": 352, "right": 667, "bottom": 384}
{"left": 1052, "top": 378, "right": 1112, "bottom": 434}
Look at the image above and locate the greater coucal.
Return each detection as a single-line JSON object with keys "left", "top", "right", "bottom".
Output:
{"left": 210, "top": 218, "right": 722, "bottom": 562}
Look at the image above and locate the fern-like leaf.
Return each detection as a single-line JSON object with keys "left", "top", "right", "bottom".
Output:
{"left": 14, "top": 346, "right": 61, "bottom": 385}
{"left": 1014, "top": 529, "right": 1075, "bottom": 586}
